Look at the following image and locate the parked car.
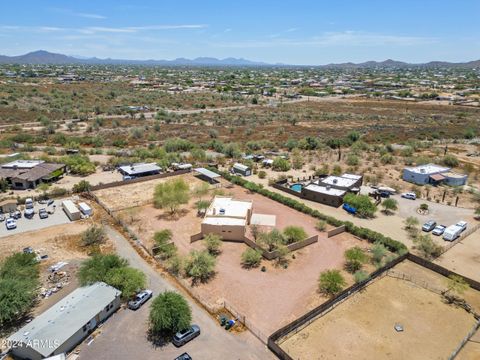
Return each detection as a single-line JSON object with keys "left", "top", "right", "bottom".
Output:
{"left": 47, "top": 199, "right": 55, "bottom": 206}
{"left": 432, "top": 225, "right": 446, "bottom": 236}
{"left": 10, "top": 210, "right": 21, "bottom": 219}
{"left": 127, "top": 289, "right": 153, "bottom": 310}
{"left": 5, "top": 218, "right": 16, "bottom": 230}
{"left": 174, "top": 353, "right": 192, "bottom": 360}
{"left": 39, "top": 208, "right": 48, "bottom": 219}
{"left": 25, "top": 198, "right": 34, "bottom": 209}
{"left": 23, "top": 247, "right": 34, "bottom": 254}
{"left": 379, "top": 191, "right": 391, "bottom": 198}
{"left": 401, "top": 192, "right": 416, "bottom": 200}
{"left": 172, "top": 325, "right": 201, "bottom": 347}
{"left": 422, "top": 220, "right": 437, "bottom": 232}
{"left": 455, "top": 221, "right": 467, "bottom": 232}
{"left": 24, "top": 207, "right": 34, "bottom": 218}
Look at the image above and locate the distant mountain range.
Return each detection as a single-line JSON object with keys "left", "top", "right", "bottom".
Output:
{"left": 0, "top": 50, "right": 269, "bottom": 66}
{"left": 0, "top": 50, "right": 479, "bottom": 68}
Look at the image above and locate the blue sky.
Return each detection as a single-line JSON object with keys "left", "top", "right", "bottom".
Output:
{"left": 1, "top": 0, "right": 479, "bottom": 65}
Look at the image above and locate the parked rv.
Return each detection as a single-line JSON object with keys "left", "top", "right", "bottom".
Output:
{"left": 443, "top": 225, "right": 463, "bottom": 242}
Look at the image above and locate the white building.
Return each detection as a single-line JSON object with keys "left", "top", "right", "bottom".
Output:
{"left": 8, "top": 283, "right": 121, "bottom": 360}
{"left": 402, "top": 164, "right": 467, "bottom": 186}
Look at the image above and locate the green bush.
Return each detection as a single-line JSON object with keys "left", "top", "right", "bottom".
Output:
{"left": 204, "top": 233, "right": 223, "bottom": 256}
{"left": 344, "top": 246, "right": 368, "bottom": 273}
{"left": 184, "top": 250, "right": 216, "bottom": 284}
{"left": 318, "top": 269, "right": 346, "bottom": 296}
{"left": 241, "top": 248, "right": 263, "bottom": 268}
{"left": 81, "top": 225, "right": 106, "bottom": 247}
{"left": 344, "top": 193, "right": 377, "bottom": 218}
{"left": 72, "top": 180, "right": 91, "bottom": 193}
{"left": 353, "top": 270, "right": 369, "bottom": 283}
{"left": 272, "top": 157, "right": 291, "bottom": 172}
{"left": 283, "top": 226, "right": 308, "bottom": 244}
{"left": 61, "top": 155, "right": 96, "bottom": 176}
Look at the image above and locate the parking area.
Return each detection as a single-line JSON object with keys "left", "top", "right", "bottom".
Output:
{"left": 0, "top": 199, "right": 72, "bottom": 237}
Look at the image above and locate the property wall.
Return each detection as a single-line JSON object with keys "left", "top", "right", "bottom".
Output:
{"left": 89, "top": 169, "right": 191, "bottom": 192}
{"left": 301, "top": 188, "right": 343, "bottom": 207}
{"left": 327, "top": 225, "right": 346, "bottom": 238}
{"left": 201, "top": 223, "right": 246, "bottom": 242}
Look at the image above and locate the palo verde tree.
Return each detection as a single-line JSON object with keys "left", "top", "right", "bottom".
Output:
{"left": 344, "top": 246, "right": 368, "bottom": 273}
{"left": 149, "top": 291, "right": 192, "bottom": 337}
{"left": 154, "top": 178, "right": 190, "bottom": 214}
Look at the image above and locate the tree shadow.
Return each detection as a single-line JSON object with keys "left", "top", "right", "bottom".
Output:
{"left": 156, "top": 208, "right": 190, "bottom": 221}
{"left": 147, "top": 329, "right": 171, "bottom": 348}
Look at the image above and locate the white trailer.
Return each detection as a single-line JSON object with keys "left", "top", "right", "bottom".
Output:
{"left": 78, "top": 202, "right": 93, "bottom": 216}
{"left": 62, "top": 200, "right": 81, "bottom": 221}
{"left": 443, "top": 225, "right": 463, "bottom": 242}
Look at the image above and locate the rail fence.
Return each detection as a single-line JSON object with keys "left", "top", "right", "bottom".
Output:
{"left": 448, "top": 319, "right": 480, "bottom": 360}
{"left": 223, "top": 300, "right": 269, "bottom": 344}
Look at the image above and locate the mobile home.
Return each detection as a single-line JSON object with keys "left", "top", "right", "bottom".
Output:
{"left": 62, "top": 200, "right": 81, "bottom": 221}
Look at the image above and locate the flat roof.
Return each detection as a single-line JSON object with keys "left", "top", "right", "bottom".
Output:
{"left": 233, "top": 163, "right": 250, "bottom": 171}
{"left": 341, "top": 173, "right": 362, "bottom": 180}
{"left": 202, "top": 217, "right": 247, "bottom": 226}
{"left": 304, "top": 183, "right": 346, "bottom": 196}
{"left": 8, "top": 282, "right": 121, "bottom": 358}
{"left": 194, "top": 167, "right": 221, "bottom": 179}
{"left": 405, "top": 163, "right": 450, "bottom": 175}
{"left": 119, "top": 163, "right": 161, "bottom": 176}
{"left": 320, "top": 175, "right": 358, "bottom": 188}
{"left": 205, "top": 196, "right": 252, "bottom": 219}
{"left": 1, "top": 160, "right": 44, "bottom": 169}
{"left": 442, "top": 171, "right": 467, "bottom": 179}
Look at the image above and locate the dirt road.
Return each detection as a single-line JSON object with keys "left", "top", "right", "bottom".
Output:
{"left": 78, "top": 225, "right": 273, "bottom": 360}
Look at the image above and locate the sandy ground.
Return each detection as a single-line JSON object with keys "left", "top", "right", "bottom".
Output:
{"left": 457, "top": 330, "right": 480, "bottom": 360}
{"left": 434, "top": 229, "right": 480, "bottom": 282}
{"left": 56, "top": 169, "right": 123, "bottom": 190}
{"left": 281, "top": 260, "right": 480, "bottom": 360}
{"left": 112, "top": 182, "right": 366, "bottom": 337}
{"left": 94, "top": 173, "right": 205, "bottom": 211}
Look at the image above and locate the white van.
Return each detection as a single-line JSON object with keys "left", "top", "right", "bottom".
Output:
{"left": 25, "top": 198, "right": 34, "bottom": 209}
{"left": 443, "top": 225, "right": 463, "bottom": 242}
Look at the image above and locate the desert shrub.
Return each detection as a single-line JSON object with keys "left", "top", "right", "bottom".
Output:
{"left": 315, "top": 220, "right": 327, "bottom": 231}
{"left": 344, "top": 246, "right": 368, "bottom": 273}
{"left": 184, "top": 250, "right": 216, "bottom": 284}
{"left": 413, "top": 234, "right": 442, "bottom": 259}
{"left": 353, "top": 270, "right": 369, "bottom": 283}
{"left": 371, "top": 242, "right": 387, "bottom": 265}
{"left": 241, "top": 248, "right": 263, "bottom": 268}
{"left": 72, "top": 180, "right": 91, "bottom": 193}
{"left": 283, "top": 226, "right": 307, "bottom": 244}
{"left": 258, "top": 170, "right": 267, "bottom": 179}
{"left": 443, "top": 155, "right": 459, "bottom": 167}
{"left": 203, "top": 233, "right": 222, "bottom": 256}
{"left": 61, "top": 155, "right": 96, "bottom": 175}
{"left": 318, "top": 269, "right": 346, "bottom": 296}
{"left": 272, "top": 157, "right": 291, "bottom": 172}
{"left": 81, "top": 225, "right": 106, "bottom": 247}
{"left": 154, "top": 230, "right": 177, "bottom": 259}
{"left": 381, "top": 198, "right": 398, "bottom": 214}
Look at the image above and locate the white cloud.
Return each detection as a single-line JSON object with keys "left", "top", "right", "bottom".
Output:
{"left": 213, "top": 31, "right": 437, "bottom": 48}
{"left": 75, "top": 12, "right": 107, "bottom": 20}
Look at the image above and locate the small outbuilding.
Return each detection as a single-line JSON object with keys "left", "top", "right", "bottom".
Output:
{"left": 118, "top": 163, "right": 161, "bottom": 178}
{"left": 402, "top": 164, "right": 467, "bottom": 186}
{"left": 232, "top": 163, "right": 251, "bottom": 177}
{"left": 78, "top": 202, "right": 93, "bottom": 216}
{"left": 0, "top": 198, "right": 17, "bottom": 213}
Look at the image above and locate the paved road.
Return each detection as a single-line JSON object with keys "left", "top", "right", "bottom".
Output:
{"left": 78, "top": 226, "right": 273, "bottom": 360}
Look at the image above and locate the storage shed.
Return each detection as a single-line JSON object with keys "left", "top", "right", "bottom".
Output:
{"left": 232, "top": 163, "right": 251, "bottom": 177}
{"left": 62, "top": 200, "right": 81, "bottom": 221}
{"left": 78, "top": 202, "right": 93, "bottom": 216}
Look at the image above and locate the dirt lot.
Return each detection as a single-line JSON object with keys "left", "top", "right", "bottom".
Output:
{"left": 280, "top": 260, "right": 480, "bottom": 360}
{"left": 94, "top": 173, "right": 206, "bottom": 211}
{"left": 434, "top": 229, "right": 480, "bottom": 282}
